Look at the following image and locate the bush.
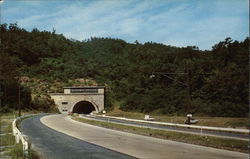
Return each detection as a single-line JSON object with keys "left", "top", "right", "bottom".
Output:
{"left": 30, "top": 96, "right": 57, "bottom": 112}
{"left": 0, "top": 106, "right": 13, "bottom": 113}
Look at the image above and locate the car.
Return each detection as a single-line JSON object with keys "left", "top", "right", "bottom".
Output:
{"left": 185, "top": 114, "right": 198, "bottom": 124}
{"left": 185, "top": 118, "right": 198, "bottom": 124}
{"left": 144, "top": 115, "right": 154, "bottom": 121}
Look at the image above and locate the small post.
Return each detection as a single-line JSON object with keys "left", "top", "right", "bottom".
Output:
{"left": 12, "top": 129, "right": 15, "bottom": 136}
{"left": 18, "top": 85, "right": 21, "bottom": 117}
{"left": 16, "top": 134, "right": 20, "bottom": 144}
{"left": 12, "top": 121, "right": 16, "bottom": 136}
{"left": 23, "top": 141, "right": 29, "bottom": 158}
{"left": 102, "top": 110, "right": 106, "bottom": 117}
{"left": 200, "top": 126, "right": 203, "bottom": 137}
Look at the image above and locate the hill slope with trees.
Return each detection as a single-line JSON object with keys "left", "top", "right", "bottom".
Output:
{"left": 0, "top": 23, "right": 248, "bottom": 117}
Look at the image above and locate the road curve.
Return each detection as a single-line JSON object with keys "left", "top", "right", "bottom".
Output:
{"left": 40, "top": 114, "right": 247, "bottom": 159}
{"left": 20, "top": 114, "right": 136, "bottom": 159}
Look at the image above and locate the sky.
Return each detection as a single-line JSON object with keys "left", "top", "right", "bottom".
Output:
{"left": 0, "top": 0, "right": 248, "bottom": 50}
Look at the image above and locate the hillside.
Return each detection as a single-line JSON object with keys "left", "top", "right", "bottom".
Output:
{"left": 0, "top": 23, "right": 248, "bottom": 117}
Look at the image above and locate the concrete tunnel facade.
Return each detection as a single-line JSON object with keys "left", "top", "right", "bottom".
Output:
{"left": 50, "top": 86, "right": 105, "bottom": 114}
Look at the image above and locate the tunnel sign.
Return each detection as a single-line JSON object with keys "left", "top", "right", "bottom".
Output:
{"left": 50, "top": 86, "right": 105, "bottom": 114}
{"left": 70, "top": 88, "right": 98, "bottom": 93}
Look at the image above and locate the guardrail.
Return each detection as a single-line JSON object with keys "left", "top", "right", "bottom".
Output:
{"left": 92, "top": 114, "right": 249, "bottom": 135}
{"left": 12, "top": 114, "right": 34, "bottom": 158}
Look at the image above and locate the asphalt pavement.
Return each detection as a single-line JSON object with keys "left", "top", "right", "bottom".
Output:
{"left": 20, "top": 114, "right": 136, "bottom": 159}
{"left": 40, "top": 114, "right": 248, "bottom": 159}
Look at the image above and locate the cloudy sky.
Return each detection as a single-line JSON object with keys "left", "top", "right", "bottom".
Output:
{"left": 1, "top": 0, "right": 248, "bottom": 50}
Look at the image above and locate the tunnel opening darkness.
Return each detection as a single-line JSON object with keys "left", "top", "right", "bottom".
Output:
{"left": 72, "top": 101, "right": 95, "bottom": 114}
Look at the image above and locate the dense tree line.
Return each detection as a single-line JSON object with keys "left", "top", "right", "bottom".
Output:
{"left": 0, "top": 23, "right": 248, "bottom": 116}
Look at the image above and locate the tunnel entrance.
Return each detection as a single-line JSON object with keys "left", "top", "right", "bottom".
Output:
{"left": 72, "top": 101, "right": 96, "bottom": 114}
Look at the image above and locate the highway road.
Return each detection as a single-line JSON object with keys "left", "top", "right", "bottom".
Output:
{"left": 20, "top": 114, "right": 136, "bottom": 159}
{"left": 83, "top": 115, "right": 249, "bottom": 141}
{"left": 20, "top": 114, "right": 248, "bottom": 159}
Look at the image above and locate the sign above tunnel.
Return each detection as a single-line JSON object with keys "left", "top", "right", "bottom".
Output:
{"left": 63, "top": 86, "right": 105, "bottom": 94}
{"left": 70, "top": 88, "right": 98, "bottom": 93}
{"left": 50, "top": 86, "right": 105, "bottom": 114}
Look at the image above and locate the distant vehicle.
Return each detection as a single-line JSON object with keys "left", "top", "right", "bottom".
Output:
{"left": 185, "top": 118, "right": 198, "bottom": 124}
{"left": 185, "top": 114, "right": 198, "bottom": 124}
{"left": 144, "top": 115, "right": 154, "bottom": 121}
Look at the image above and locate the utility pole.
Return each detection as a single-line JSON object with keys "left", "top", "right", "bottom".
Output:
{"left": 104, "top": 85, "right": 108, "bottom": 108}
{"left": 150, "top": 62, "right": 211, "bottom": 124}
{"left": 18, "top": 84, "right": 21, "bottom": 117}
{"left": 4, "top": 82, "right": 6, "bottom": 106}
{"left": 186, "top": 62, "right": 191, "bottom": 114}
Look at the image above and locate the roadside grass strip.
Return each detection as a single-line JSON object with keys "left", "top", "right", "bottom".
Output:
{"left": 105, "top": 106, "right": 250, "bottom": 128}
{"left": 72, "top": 116, "right": 249, "bottom": 153}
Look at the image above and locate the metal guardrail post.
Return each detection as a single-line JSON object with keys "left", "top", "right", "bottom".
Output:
{"left": 12, "top": 115, "right": 34, "bottom": 158}
{"left": 23, "top": 141, "right": 29, "bottom": 158}
{"left": 15, "top": 133, "right": 20, "bottom": 143}
{"left": 12, "top": 120, "right": 16, "bottom": 136}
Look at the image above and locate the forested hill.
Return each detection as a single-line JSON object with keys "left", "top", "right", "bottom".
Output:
{"left": 0, "top": 23, "right": 249, "bottom": 117}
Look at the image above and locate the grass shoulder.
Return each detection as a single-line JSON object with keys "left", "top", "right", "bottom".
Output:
{"left": 0, "top": 112, "right": 40, "bottom": 159}
{"left": 72, "top": 116, "right": 249, "bottom": 153}
{"left": 106, "top": 106, "right": 249, "bottom": 129}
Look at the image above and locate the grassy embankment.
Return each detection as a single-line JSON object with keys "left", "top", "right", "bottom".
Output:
{"left": 0, "top": 112, "right": 40, "bottom": 159}
{"left": 72, "top": 116, "right": 249, "bottom": 153}
{"left": 106, "top": 104, "right": 249, "bottom": 129}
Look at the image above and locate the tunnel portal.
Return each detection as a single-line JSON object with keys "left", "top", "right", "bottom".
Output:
{"left": 72, "top": 101, "right": 96, "bottom": 114}
{"left": 50, "top": 86, "right": 105, "bottom": 114}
